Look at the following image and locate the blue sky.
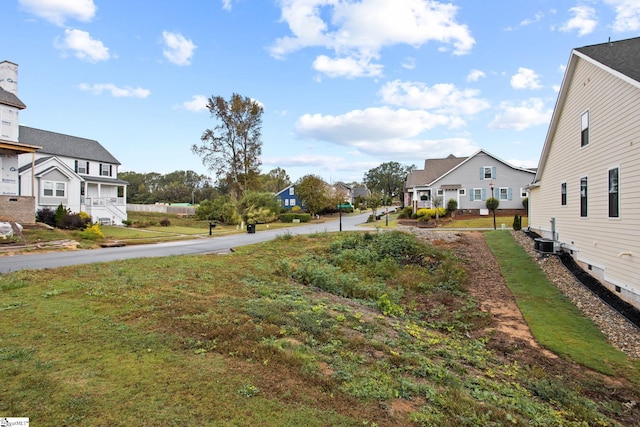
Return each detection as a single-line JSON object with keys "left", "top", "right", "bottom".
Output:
{"left": 4, "top": 0, "right": 640, "bottom": 184}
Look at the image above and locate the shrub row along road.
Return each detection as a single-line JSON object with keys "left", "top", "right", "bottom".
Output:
{"left": 0, "top": 212, "right": 373, "bottom": 274}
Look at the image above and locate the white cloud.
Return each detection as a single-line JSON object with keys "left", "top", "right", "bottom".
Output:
{"left": 489, "top": 98, "right": 552, "bottom": 131}
{"left": 402, "top": 57, "right": 416, "bottom": 70}
{"left": 296, "top": 107, "right": 464, "bottom": 147}
{"left": 510, "top": 67, "right": 542, "bottom": 90}
{"left": 379, "top": 80, "right": 490, "bottom": 115}
{"left": 162, "top": 31, "right": 196, "bottom": 66}
{"left": 604, "top": 0, "right": 640, "bottom": 32}
{"left": 270, "top": 0, "right": 474, "bottom": 78}
{"left": 55, "top": 29, "right": 110, "bottom": 62}
{"left": 560, "top": 6, "right": 597, "bottom": 36}
{"left": 181, "top": 95, "right": 209, "bottom": 112}
{"left": 79, "top": 83, "right": 150, "bottom": 98}
{"left": 520, "top": 11, "right": 544, "bottom": 27}
{"left": 19, "top": 0, "right": 96, "bottom": 26}
{"left": 312, "top": 55, "right": 383, "bottom": 78}
{"left": 466, "top": 69, "right": 486, "bottom": 82}
{"left": 221, "top": 0, "right": 237, "bottom": 11}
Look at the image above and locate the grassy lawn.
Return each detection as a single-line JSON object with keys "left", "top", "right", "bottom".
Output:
{"left": 442, "top": 215, "right": 528, "bottom": 229}
{"left": 2, "top": 230, "right": 639, "bottom": 425}
{"left": 484, "top": 231, "right": 640, "bottom": 382}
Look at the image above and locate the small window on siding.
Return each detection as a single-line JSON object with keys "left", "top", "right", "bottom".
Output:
{"left": 520, "top": 188, "right": 527, "bottom": 198}
{"left": 561, "top": 182, "right": 567, "bottom": 206}
{"left": 580, "top": 177, "right": 588, "bottom": 217}
{"left": 608, "top": 167, "right": 619, "bottom": 218}
{"left": 459, "top": 188, "right": 466, "bottom": 196}
{"left": 581, "top": 111, "right": 589, "bottom": 147}
{"left": 480, "top": 166, "right": 496, "bottom": 180}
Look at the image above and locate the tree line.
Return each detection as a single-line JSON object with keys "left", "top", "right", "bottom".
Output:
{"left": 123, "top": 92, "right": 414, "bottom": 224}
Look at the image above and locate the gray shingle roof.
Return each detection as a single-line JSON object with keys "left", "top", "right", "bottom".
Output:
{"left": 0, "top": 86, "right": 26, "bottom": 109}
{"left": 405, "top": 154, "right": 467, "bottom": 187}
{"left": 576, "top": 36, "right": 640, "bottom": 83}
{"left": 19, "top": 125, "right": 121, "bottom": 165}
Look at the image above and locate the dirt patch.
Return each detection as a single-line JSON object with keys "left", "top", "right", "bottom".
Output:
{"left": 454, "top": 231, "right": 558, "bottom": 359}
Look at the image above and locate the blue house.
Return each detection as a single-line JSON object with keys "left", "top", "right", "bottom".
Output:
{"left": 275, "top": 184, "right": 304, "bottom": 210}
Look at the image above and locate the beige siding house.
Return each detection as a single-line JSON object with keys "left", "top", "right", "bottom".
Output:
{"left": 528, "top": 37, "right": 640, "bottom": 309}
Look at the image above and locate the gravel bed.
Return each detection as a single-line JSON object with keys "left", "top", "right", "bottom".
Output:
{"left": 511, "top": 230, "right": 640, "bottom": 359}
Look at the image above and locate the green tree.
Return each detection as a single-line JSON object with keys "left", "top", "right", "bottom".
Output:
{"left": 237, "top": 191, "right": 281, "bottom": 224}
{"left": 260, "top": 167, "right": 291, "bottom": 193}
{"left": 486, "top": 197, "right": 499, "bottom": 230}
{"left": 363, "top": 162, "right": 415, "bottom": 203}
{"left": 294, "top": 175, "right": 329, "bottom": 217}
{"left": 366, "top": 192, "right": 383, "bottom": 220}
{"left": 192, "top": 93, "right": 263, "bottom": 201}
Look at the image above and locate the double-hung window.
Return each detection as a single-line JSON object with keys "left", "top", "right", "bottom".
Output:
{"left": 481, "top": 166, "right": 496, "bottom": 180}
{"left": 581, "top": 111, "right": 589, "bottom": 147}
{"left": 580, "top": 177, "right": 588, "bottom": 217}
{"left": 498, "top": 188, "right": 511, "bottom": 201}
{"left": 100, "top": 163, "right": 112, "bottom": 177}
{"left": 608, "top": 167, "right": 619, "bottom": 218}
{"left": 561, "top": 182, "right": 567, "bottom": 206}
{"left": 43, "top": 181, "right": 65, "bottom": 197}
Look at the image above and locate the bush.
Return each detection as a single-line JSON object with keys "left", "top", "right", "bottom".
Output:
{"left": 486, "top": 197, "right": 500, "bottom": 211}
{"left": 397, "top": 206, "right": 413, "bottom": 219}
{"left": 78, "top": 223, "right": 104, "bottom": 240}
{"left": 59, "top": 212, "right": 90, "bottom": 230}
{"left": 513, "top": 215, "right": 522, "bottom": 231}
{"left": 36, "top": 208, "right": 56, "bottom": 227}
{"left": 279, "top": 213, "right": 312, "bottom": 223}
{"left": 55, "top": 204, "right": 67, "bottom": 227}
{"left": 160, "top": 218, "right": 171, "bottom": 227}
{"left": 447, "top": 198, "right": 458, "bottom": 214}
{"left": 415, "top": 208, "right": 446, "bottom": 221}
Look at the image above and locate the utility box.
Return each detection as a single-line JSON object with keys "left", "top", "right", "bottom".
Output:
{"left": 247, "top": 223, "right": 256, "bottom": 234}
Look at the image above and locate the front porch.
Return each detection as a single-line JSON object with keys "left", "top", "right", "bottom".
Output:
{"left": 83, "top": 196, "right": 127, "bottom": 225}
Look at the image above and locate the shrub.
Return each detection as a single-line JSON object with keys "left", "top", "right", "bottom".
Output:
{"left": 486, "top": 197, "right": 500, "bottom": 211}
{"left": 78, "top": 223, "right": 104, "bottom": 240}
{"left": 279, "top": 213, "right": 312, "bottom": 223}
{"left": 416, "top": 208, "right": 446, "bottom": 221}
{"left": 513, "top": 215, "right": 522, "bottom": 231}
{"left": 291, "top": 205, "right": 302, "bottom": 212}
{"left": 447, "top": 198, "right": 458, "bottom": 214}
{"left": 55, "top": 204, "right": 67, "bottom": 227}
{"left": 397, "top": 206, "right": 413, "bottom": 219}
{"left": 36, "top": 208, "right": 56, "bottom": 227}
{"left": 59, "top": 212, "right": 90, "bottom": 230}
{"left": 160, "top": 218, "right": 171, "bottom": 227}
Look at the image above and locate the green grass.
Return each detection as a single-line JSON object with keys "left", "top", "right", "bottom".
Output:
{"left": 2, "top": 230, "right": 639, "bottom": 425}
{"left": 485, "top": 231, "right": 640, "bottom": 382}
{"left": 442, "top": 215, "right": 528, "bottom": 229}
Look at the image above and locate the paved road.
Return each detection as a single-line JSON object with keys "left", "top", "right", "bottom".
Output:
{"left": 0, "top": 212, "right": 375, "bottom": 274}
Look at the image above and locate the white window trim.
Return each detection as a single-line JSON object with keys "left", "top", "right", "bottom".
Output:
{"left": 608, "top": 166, "right": 620, "bottom": 219}
{"left": 498, "top": 187, "right": 509, "bottom": 201}
{"left": 581, "top": 110, "right": 590, "bottom": 147}
{"left": 42, "top": 180, "right": 66, "bottom": 198}
{"left": 483, "top": 166, "right": 492, "bottom": 180}
{"left": 459, "top": 188, "right": 466, "bottom": 196}
{"left": 473, "top": 188, "right": 482, "bottom": 201}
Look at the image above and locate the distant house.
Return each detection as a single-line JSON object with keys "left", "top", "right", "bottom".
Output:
{"left": 333, "top": 182, "right": 352, "bottom": 204}
{"left": 528, "top": 36, "right": 640, "bottom": 309}
{"left": 18, "top": 126, "right": 128, "bottom": 225}
{"left": 405, "top": 150, "right": 535, "bottom": 213}
{"left": 0, "top": 60, "right": 127, "bottom": 225}
{"left": 275, "top": 184, "right": 303, "bottom": 210}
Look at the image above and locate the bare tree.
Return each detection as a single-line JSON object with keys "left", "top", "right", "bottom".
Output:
{"left": 192, "top": 93, "right": 263, "bottom": 200}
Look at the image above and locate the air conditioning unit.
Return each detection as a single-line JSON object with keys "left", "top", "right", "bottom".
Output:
{"left": 534, "top": 238, "right": 555, "bottom": 254}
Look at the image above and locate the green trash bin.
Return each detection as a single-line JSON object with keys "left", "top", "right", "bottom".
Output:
{"left": 247, "top": 223, "right": 256, "bottom": 234}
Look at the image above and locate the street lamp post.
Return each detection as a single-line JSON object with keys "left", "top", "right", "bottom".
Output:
{"left": 490, "top": 180, "right": 496, "bottom": 230}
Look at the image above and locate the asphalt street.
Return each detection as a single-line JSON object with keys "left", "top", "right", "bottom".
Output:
{"left": 0, "top": 211, "right": 376, "bottom": 274}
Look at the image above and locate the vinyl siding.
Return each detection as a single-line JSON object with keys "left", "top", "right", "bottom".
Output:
{"left": 436, "top": 152, "right": 534, "bottom": 210}
{"left": 530, "top": 56, "right": 640, "bottom": 303}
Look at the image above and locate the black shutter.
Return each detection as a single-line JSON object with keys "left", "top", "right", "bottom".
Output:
{"left": 74, "top": 160, "right": 78, "bottom": 173}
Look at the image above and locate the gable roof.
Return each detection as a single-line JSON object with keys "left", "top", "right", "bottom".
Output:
{"left": 405, "top": 154, "right": 467, "bottom": 187}
{"left": 19, "top": 126, "right": 121, "bottom": 165}
{"left": 0, "top": 86, "right": 26, "bottom": 109}
{"left": 534, "top": 37, "right": 640, "bottom": 183}
{"left": 575, "top": 37, "right": 640, "bottom": 84}
{"left": 406, "top": 150, "right": 534, "bottom": 188}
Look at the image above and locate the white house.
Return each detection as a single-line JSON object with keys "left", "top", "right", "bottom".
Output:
{"left": 405, "top": 150, "right": 535, "bottom": 213}
{"left": 0, "top": 60, "right": 127, "bottom": 225}
{"left": 528, "top": 37, "right": 640, "bottom": 309}
{"left": 18, "top": 126, "right": 128, "bottom": 225}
